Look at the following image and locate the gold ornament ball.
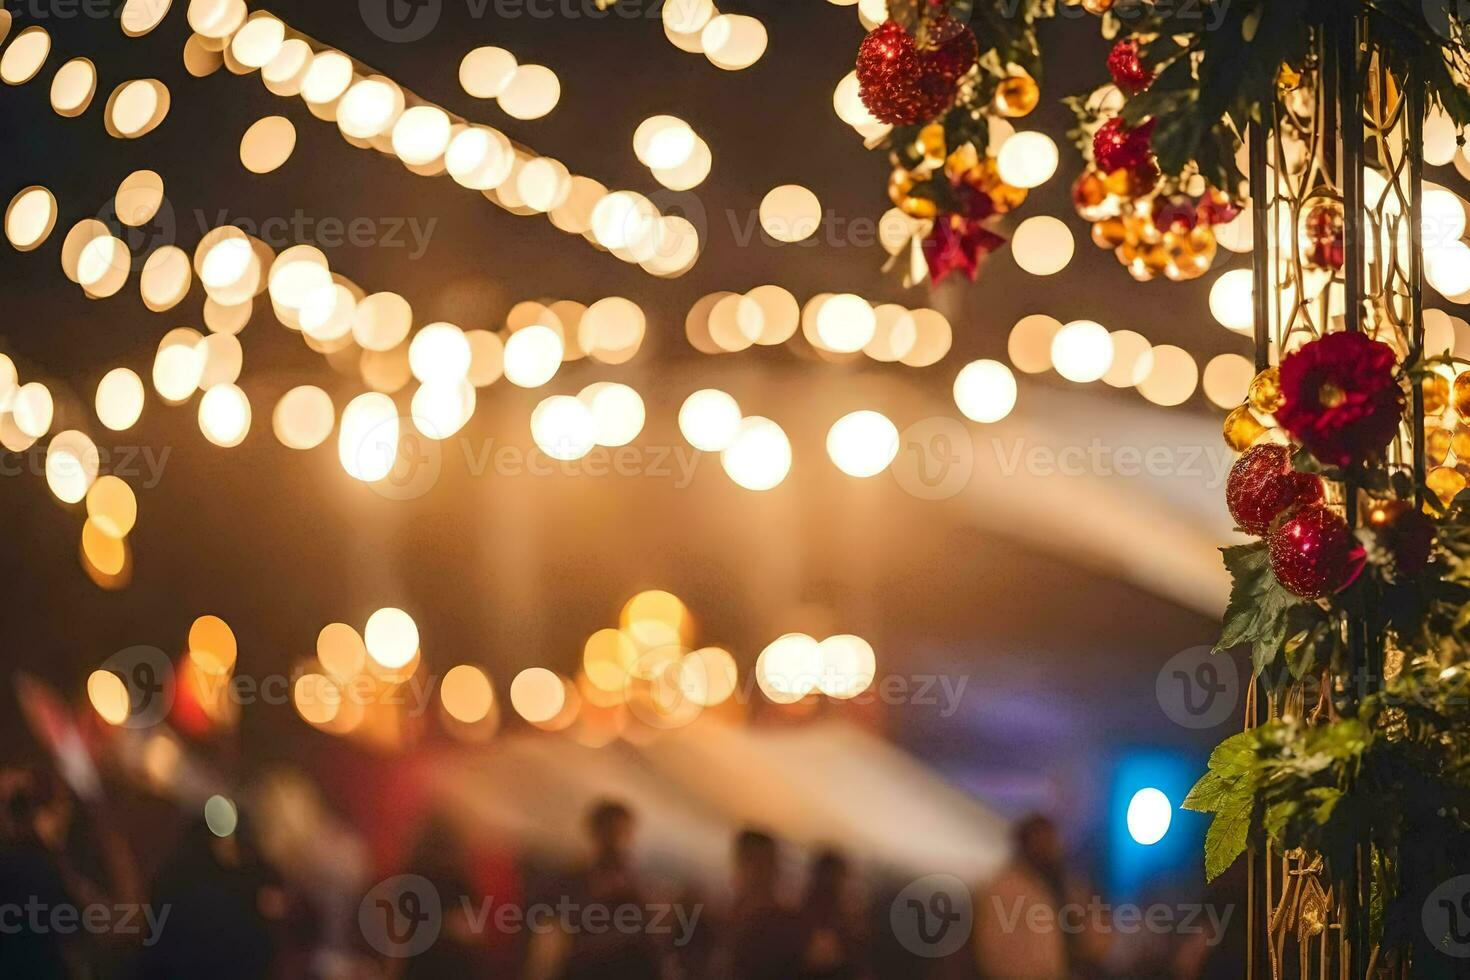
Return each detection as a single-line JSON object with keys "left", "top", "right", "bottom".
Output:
{"left": 1082, "top": 0, "right": 1114, "bottom": 13}
{"left": 1425, "top": 373, "right": 1450, "bottom": 416}
{"left": 1091, "top": 218, "right": 1127, "bottom": 249}
{"left": 1248, "top": 367, "right": 1284, "bottom": 416}
{"left": 1452, "top": 371, "right": 1470, "bottom": 420}
{"left": 994, "top": 75, "right": 1040, "bottom": 119}
{"left": 1428, "top": 426, "right": 1454, "bottom": 466}
{"left": 1451, "top": 427, "right": 1470, "bottom": 461}
{"left": 917, "top": 123, "right": 947, "bottom": 170}
{"left": 1223, "top": 405, "right": 1268, "bottom": 452}
{"left": 888, "top": 168, "right": 937, "bottom": 220}
{"left": 1428, "top": 465, "right": 1467, "bottom": 505}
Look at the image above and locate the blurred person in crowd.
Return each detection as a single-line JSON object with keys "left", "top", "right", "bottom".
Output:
{"left": 1171, "top": 860, "right": 1246, "bottom": 980}
{"left": 394, "top": 812, "right": 498, "bottom": 980}
{"left": 974, "top": 814, "right": 1109, "bottom": 980}
{"left": 526, "top": 798, "right": 662, "bottom": 980}
{"left": 133, "top": 815, "right": 287, "bottom": 979}
{"left": 0, "top": 769, "right": 80, "bottom": 978}
{"left": 717, "top": 828, "right": 805, "bottom": 980}
{"left": 798, "top": 848, "right": 870, "bottom": 980}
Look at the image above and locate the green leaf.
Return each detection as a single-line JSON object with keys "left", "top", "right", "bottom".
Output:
{"left": 1203, "top": 796, "right": 1252, "bottom": 881}
{"left": 1213, "top": 542, "right": 1303, "bottom": 669}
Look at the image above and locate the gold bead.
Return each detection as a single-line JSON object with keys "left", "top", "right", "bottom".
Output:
{"left": 1248, "top": 367, "right": 1284, "bottom": 416}
{"left": 917, "top": 123, "right": 947, "bottom": 170}
{"left": 887, "top": 168, "right": 937, "bottom": 220}
{"left": 993, "top": 75, "right": 1040, "bottom": 119}
{"left": 1428, "top": 425, "right": 1454, "bottom": 466}
{"left": 1453, "top": 371, "right": 1470, "bottom": 420}
{"left": 1223, "top": 405, "right": 1268, "bottom": 452}
{"left": 1428, "top": 465, "right": 1467, "bottom": 505}
{"left": 1081, "top": 0, "right": 1114, "bottom": 13}
{"left": 1451, "top": 427, "right": 1470, "bottom": 461}
{"left": 1091, "top": 218, "right": 1127, "bottom": 249}
{"left": 1425, "top": 373, "right": 1450, "bottom": 416}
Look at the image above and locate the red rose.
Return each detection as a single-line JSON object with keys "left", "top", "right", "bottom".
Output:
{"left": 1275, "top": 332, "right": 1404, "bottom": 468}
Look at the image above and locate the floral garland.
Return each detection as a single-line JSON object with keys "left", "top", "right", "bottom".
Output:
{"left": 853, "top": 0, "right": 1054, "bottom": 285}
{"left": 1187, "top": 330, "right": 1470, "bottom": 961}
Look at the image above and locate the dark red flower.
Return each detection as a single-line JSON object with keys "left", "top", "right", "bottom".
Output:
{"left": 1107, "top": 39, "right": 1154, "bottom": 94}
{"left": 923, "top": 213, "right": 1004, "bottom": 284}
{"left": 1196, "top": 189, "right": 1240, "bottom": 227}
{"left": 1275, "top": 332, "right": 1404, "bottom": 468}
{"left": 1152, "top": 194, "right": 1198, "bottom": 233}
{"left": 1092, "top": 116, "right": 1154, "bottom": 173}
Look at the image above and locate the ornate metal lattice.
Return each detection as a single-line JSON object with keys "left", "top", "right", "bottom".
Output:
{"left": 1244, "top": 10, "right": 1425, "bottom": 980}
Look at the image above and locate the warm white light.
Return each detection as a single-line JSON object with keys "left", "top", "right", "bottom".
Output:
{"left": 1051, "top": 320, "right": 1114, "bottom": 383}
{"left": 503, "top": 325, "right": 564, "bottom": 388}
{"left": 1424, "top": 108, "right": 1459, "bottom": 167}
{"left": 2, "top": 27, "right": 51, "bottom": 85}
{"left": 1136, "top": 345, "right": 1199, "bottom": 406}
{"left": 410, "top": 381, "right": 474, "bottom": 440}
{"left": 578, "top": 383, "right": 645, "bottom": 447}
{"left": 1012, "top": 216, "right": 1074, "bottom": 276}
{"left": 531, "top": 395, "right": 596, "bottom": 461}
{"left": 826, "top": 410, "right": 899, "bottom": 477}
{"left": 498, "top": 64, "right": 560, "bottom": 119}
{"left": 337, "top": 77, "right": 402, "bottom": 139}
{"left": 230, "top": 13, "right": 285, "bottom": 69}
{"left": 721, "top": 416, "right": 791, "bottom": 491}
{"left": 338, "top": 392, "right": 399, "bottom": 481}
{"left": 953, "top": 359, "right": 1018, "bottom": 423}
{"left": 1203, "top": 353, "right": 1255, "bottom": 409}
{"left": 300, "top": 51, "right": 352, "bottom": 105}
{"left": 815, "top": 293, "right": 876, "bottom": 352}
{"left": 409, "top": 322, "right": 472, "bottom": 386}
{"left": 50, "top": 58, "right": 97, "bottom": 116}
{"left": 702, "top": 14, "right": 767, "bottom": 70}
{"left": 364, "top": 607, "right": 419, "bottom": 669}
{"left": 446, "top": 126, "right": 514, "bottom": 190}
{"left": 1209, "top": 268, "right": 1255, "bottom": 332}
{"left": 6, "top": 185, "right": 57, "bottom": 252}
{"left": 1102, "top": 330, "right": 1155, "bottom": 388}
{"left": 1427, "top": 240, "right": 1470, "bottom": 297}
{"left": 679, "top": 389, "right": 742, "bottom": 452}
{"left": 817, "top": 635, "right": 876, "bottom": 699}
{"left": 459, "top": 46, "right": 517, "bottom": 99}
{"left": 12, "top": 382, "right": 53, "bottom": 438}
{"left": 511, "top": 667, "right": 566, "bottom": 723}
{"left": 996, "top": 131, "right": 1058, "bottom": 189}
{"left": 759, "top": 185, "right": 822, "bottom": 244}
{"left": 1126, "top": 787, "right": 1172, "bottom": 845}
{"left": 272, "top": 385, "right": 335, "bottom": 450}
{"left": 391, "top": 105, "right": 451, "bottom": 166}
{"left": 663, "top": 0, "right": 714, "bottom": 34}
{"left": 45, "top": 430, "right": 99, "bottom": 504}
{"left": 756, "top": 633, "right": 821, "bottom": 701}
{"left": 96, "top": 368, "right": 145, "bottom": 431}
{"left": 1421, "top": 187, "right": 1468, "bottom": 250}
{"left": 198, "top": 383, "right": 251, "bottom": 448}
{"left": 1007, "top": 314, "right": 1062, "bottom": 374}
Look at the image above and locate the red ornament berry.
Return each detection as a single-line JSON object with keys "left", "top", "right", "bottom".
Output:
{"left": 1304, "top": 202, "right": 1345, "bottom": 271}
{"left": 1152, "top": 193, "right": 1198, "bottom": 233}
{"left": 1106, "top": 39, "right": 1154, "bottom": 95}
{"left": 1196, "top": 189, "right": 1240, "bottom": 227}
{"left": 1225, "top": 443, "right": 1325, "bottom": 536}
{"left": 1268, "top": 503, "right": 1362, "bottom": 599}
{"left": 856, "top": 19, "right": 978, "bottom": 125}
{"left": 1092, "top": 116, "right": 1154, "bottom": 173}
